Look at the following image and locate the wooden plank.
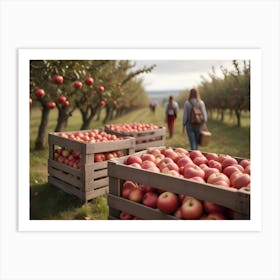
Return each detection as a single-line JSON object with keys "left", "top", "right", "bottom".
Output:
{"left": 108, "top": 176, "right": 121, "bottom": 218}
{"left": 108, "top": 161, "right": 250, "bottom": 215}
{"left": 48, "top": 133, "right": 84, "bottom": 152}
{"left": 48, "top": 176, "right": 85, "bottom": 200}
{"left": 135, "top": 140, "right": 165, "bottom": 151}
{"left": 85, "top": 186, "right": 108, "bottom": 201}
{"left": 48, "top": 166, "right": 83, "bottom": 189}
{"left": 48, "top": 159, "right": 82, "bottom": 177}
{"left": 85, "top": 177, "right": 109, "bottom": 191}
{"left": 108, "top": 195, "right": 178, "bottom": 220}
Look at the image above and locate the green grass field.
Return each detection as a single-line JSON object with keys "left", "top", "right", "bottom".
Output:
{"left": 30, "top": 105, "right": 250, "bottom": 220}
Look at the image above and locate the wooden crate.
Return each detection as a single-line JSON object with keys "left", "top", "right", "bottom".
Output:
{"left": 104, "top": 125, "right": 166, "bottom": 151}
{"left": 107, "top": 150, "right": 250, "bottom": 220}
{"left": 48, "top": 131, "right": 135, "bottom": 201}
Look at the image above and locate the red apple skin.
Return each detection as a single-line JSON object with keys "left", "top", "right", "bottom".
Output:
{"left": 157, "top": 157, "right": 175, "bottom": 170}
{"left": 189, "top": 150, "right": 203, "bottom": 160}
{"left": 174, "top": 208, "right": 183, "bottom": 219}
{"left": 208, "top": 160, "right": 222, "bottom": 172}
{"left": 174, "top": 147, "right": 189, "bottom": 156}
{"left": 222, "top": 157, "right": 238, "bottom": 169}
{"left": 231, "top": 173, "right": 251, "bottom": 189}
{"left": 141, "top": 160, "right": 157, "bottom": 169}
{"left": 205, "top": 152, "right": 219, "bottom": 161}
{"left": 164, "top": 149, "right": 179, "bottom": 161}
{"left": 122, "top": 181, "right": 138, "bottom": 198}
{"left": 244, "top": 165, "right": 250, "bottom": 175}
{"left": 189, "top": 176, "right": 205, "bottom": 183}
{"left": 175, "top": 156, "right": 192, "bottom": 166}
{"left": 141, "top": 153, "right": 156, "bottom": 163}
{"left": 204, "top": 167, "right": 220, "bottom": 180}
{"left": 180, "top": 197, "right": 203, "bottom": 220}
{"left": 183, "top": 165, "right": 205, "bottom": 179}
{"left": 223, "top": 165, "right": 243, "bottom": 178}
{"left": 128, "top": 189, "right": 144, "bottom": 203}
{"left": 126, "top": 155, "right": 142, "bottom": 165}
{"left": 148, "top": 148, "right": 162, "bottom": 156}
{"left": 240, "top": 159, "right": 250, "bottom": 169}
{"left": 142, "top": 192, "right": 158, "bottom": 208}
{"left": 203, "top": 201, "right": 226, "bottom": 214}
{"left": 207, "top": 172, "right": 230, "bottom": 186}
{"left": 120, "top": 212, "right": 134, "bottom": 220}
{"left": 193, "top": 156, "right": 208, "bottom": 166}
{"left": 204, "top": 212, "right": 226, "bottom": 220}
{"left": 157, "top": 192, "right": 179, "bottom": 214}
{"left": 128, "top": 162, "right": 142, "bottom": 169}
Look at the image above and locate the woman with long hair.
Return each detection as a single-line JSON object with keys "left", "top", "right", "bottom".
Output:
{"left": 182, "top": 88, "right": 207, "bottom": 150}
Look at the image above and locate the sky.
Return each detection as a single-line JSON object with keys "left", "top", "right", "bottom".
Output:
{"left": 134, "top": 60, "right": 242, "bottom": 92}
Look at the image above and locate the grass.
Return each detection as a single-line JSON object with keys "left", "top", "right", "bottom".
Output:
{"left": 30, "top": 105, "right": 250, "bottom": 220}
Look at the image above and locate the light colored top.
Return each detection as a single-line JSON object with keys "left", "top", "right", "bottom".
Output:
{"left": 165, "top": 101, "right": 179, "bottom": 116}
{"left": 182, "top": 98, "right": 207, "bottom": 125}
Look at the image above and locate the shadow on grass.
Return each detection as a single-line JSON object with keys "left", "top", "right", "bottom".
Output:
{"left": 30, "top": 183, "right": 85, "bottom": 220}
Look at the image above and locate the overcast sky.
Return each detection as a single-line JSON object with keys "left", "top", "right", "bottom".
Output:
{"left": 134, "top": 60, "right": 242, "bottom": 91}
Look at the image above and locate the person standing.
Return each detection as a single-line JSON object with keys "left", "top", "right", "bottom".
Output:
{"left": 182, "top": 88, "right": 207, "bottom": 150}
{"left": 165, "top": 96, "right": 179, "bottom": 138}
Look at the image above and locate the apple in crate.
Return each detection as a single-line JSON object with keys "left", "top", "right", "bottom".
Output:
{"left": 120, "top": 212, "right": 134, "bottom": 220}
{"left": 157, "top": 192, "right": 179, "bottom": 214}
{"left": 201, "top": 212, "right": 226, "bottom": 220}
{"left": 180, "top": 196, "right": 203, "bottom": 220}
{"left": 142, "top": 192, "right": 158, "bottom": 208}
{"left": 240, "top": 159, "right": 250, "bottom": 169}
{"left": 141, "top": 153, "right": 156, "bottom": 163}
{"left": 221, "top": 157, "right": 238, "bottom": 169}
{"left": 205, "top": 152, "right": 219, "bottom": 161}
{"left": 203, "top": 201, "right": 226, "bottom": 214}
{"left": 189, "top": 150, "right": 203, "bottom": 160}
{"left": 126, "top": 155, "right": 142, "bottom": 165}
{"left": 122, "top": 181, "right": 138, "bottom": 199}
{"left": 183, "top": 165, "right": 205, "bottom": 179}
{"left": 207, "top": 172, "right": 230, "bottom": 187}
{"left": 208, "top": 160, "right": 222, "bottom": 172}
{"left": 128, "top": 189, "right": 144, "bottom": 203}
{"left": 230, "top": 172, "right": 250, "bottom": 189}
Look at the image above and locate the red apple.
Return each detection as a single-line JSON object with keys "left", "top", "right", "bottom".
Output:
{"left": 204, "top": 212, "right": 226, "bottom": 220}
{"left": 176, "top": 156, "right": 193, "bottom": 168}
{"left": 183, "top": 165, "right": 205, "bottom": 179}
{"left": 128, "top": 188, "right": 144, "bottom": 203}
{"left": 57, "top": 95, "right": 67, "bottom": 104}
{"left": 244, "top": 165, "right": 250, "bottom": 175}
{"left": 128, "top": 162, "right": 142, "bottom": 168}
{"left": 94, "top": 153, "right": 105, "bottom": 162}
{"left": 46, "top": 101, "right": 56, "bottom": 109}
{"left": 35, "top": 88, "right": 45, "bottom": 99}
{"left": 74, "top": 80, "right": 83, "bottom": 89}
{"left": 164, "top": 149, "right": 179, "bottom": 161}
{"left": 189, "top": 176, "right": 205, "bottom": 183}
{"left": 157, "top": 192, "right": 179, "bottom": 214}
{"left": 157, "top": 157, "right": 175, "bottom": 171}
{"left": 141, "top": 153, "right": 156, "bottom": 163}
{"left": 120, "top": 212, "right": 134, "bottom": 220}
{"left": 148, "top": 148, "right": 162, "bottom": 156}
{"left": 208, "top": 160, "right": 222, "bottom": 172}
{"left": 204, "top": 167, "right": 220, "bottom": 180}
{"left": 189, "top": 150, "right": 203, "bottom": 160}
{"left": 98, "top": 85, "right": 105, "bottom": 92}
{"left": 181, "top": 197, "right": 203, "bottom": 220}
{"left": 174, "top": 147, "right": 189, "bottom": 156}
{"left": 203, "top": 201, "right": 226, "bottom": 214}
{"left": 231, "top": 173, "right": 250, "bottom": 189}
{"left": 122, "top": 181, "right": 138, "bottom": 198}
{"left": 222, "top": 157, "right": 238, "bottom": 169}
{"left": 205, "top": 152, "right": 219, "bottom": 161}
{"left": 193, "top": 156, "right": 208, "bottom": 166}
{"left": 174, "top": 208, "right": 183, "bottom": 219}
{"left": 126, "top": 155, "right": 142, "bottom": 165}
{"left": 207, "top": 172, "right": 230, "bottom": 186}
{"left": 240, "top": 159, "right": 250, "bottom": 169}
{"left": 53, "top": 74, "right": 63, "bottom": 84}
{"left": 85, "top": 77, "right": 94, "bottom": 86}
{"left": 223, "top": 165, "right": 243, "bottom": 178}
{"left": 142, "top": 192, "right": 158, "bottom": 208}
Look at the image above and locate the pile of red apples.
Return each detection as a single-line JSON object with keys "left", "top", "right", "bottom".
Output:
{"left": 119, "top": 147, "right": 250, "bottom": 220}
{"left": 106, "top": 123, "right": 160, "bottom": 133}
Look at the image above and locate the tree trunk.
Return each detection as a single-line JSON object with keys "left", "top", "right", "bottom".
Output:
{"left": 102, "top": 106, "right": 111, "bottom": 124}
{"left": 35, "top": 106, "right": 50, "bottom": 150}
{"left": 220, "top": 109, "right": 224, "bottom": 122}
{"left": 235, "top": 109, "right": 241, "bottom": 127}
{"left": 55, "top": 107, "right": 68, "bottom": 132}
{"left": 96, "top": 107, "right": 101, "bottom": 121}
{"left": 80, "top": 106, "right": 98, "bottom": 130}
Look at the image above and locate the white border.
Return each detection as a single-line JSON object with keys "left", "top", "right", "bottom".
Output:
{"left": 19, "top": 48, "right": 262, "bottom": 232}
